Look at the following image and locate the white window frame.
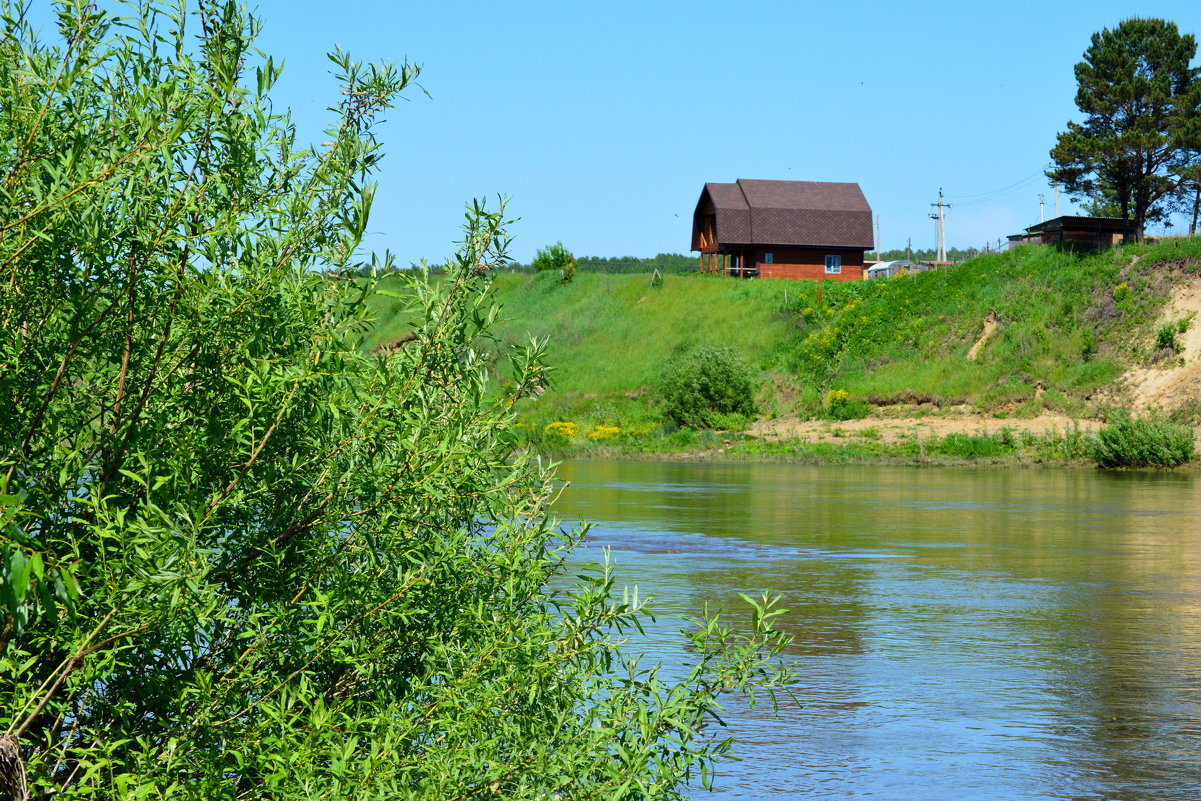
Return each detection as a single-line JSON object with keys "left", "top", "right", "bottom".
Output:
{"left": 824, "top": 255, "right": 842, "bottom": 274}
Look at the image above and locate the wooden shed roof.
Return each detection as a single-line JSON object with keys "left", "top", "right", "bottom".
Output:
{"left": 1024, "top": 215, "right": 1124, "bottom": 234}
{"left": 693, "top": 179, "right": 873, "bottom": 250}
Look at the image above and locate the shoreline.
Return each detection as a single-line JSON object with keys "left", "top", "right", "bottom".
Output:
{"left": 519, "top": 413, "right": 1200, "bottom": 470}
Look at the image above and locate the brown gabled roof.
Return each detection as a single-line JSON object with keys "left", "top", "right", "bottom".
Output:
{"left": 702, "top": 182, "right": 751, "bottom": 243}
{"left": 692, "top": 179, "right": 873, "bottom": 250}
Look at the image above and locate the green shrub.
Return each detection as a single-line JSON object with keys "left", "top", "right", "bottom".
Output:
{"left": 1155, "top": 323, "right": 1182, "bottom": 352}
{"left": 1088, "top": 410, "right": 1196, "bottom": 467}
{"left": 0, "top": 5, "right": 794, "bottom": 798}
{"left": 825, "top": 388, "right": 871, "bottom": 420}
{"left": 709, "top": 411, "right": 752, "bottom": 431}
{"left": 1154, "top": 318, "right": 1193, "bottom": 356}
{"left": 1028, "top": 424, "right": 1092, "bottom": 461}
{"left": 658, "top": 346, "right": 757, "bottom": 428}
{"left": 531, "top": 241, "right": 575, "bottom": 284}
{"left": 935, "top": 431, "right": 1017, "bottom": 459}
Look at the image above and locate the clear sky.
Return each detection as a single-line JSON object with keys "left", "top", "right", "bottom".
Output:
{"left": 25, "top": 1, "right": 1201, "bottom": 263}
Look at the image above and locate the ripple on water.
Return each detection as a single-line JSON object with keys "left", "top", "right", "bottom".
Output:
{"left": 552, "top": 461, "right": 1201, "bottom": 800}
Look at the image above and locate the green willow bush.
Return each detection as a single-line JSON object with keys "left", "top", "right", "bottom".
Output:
{"left": 1088, "top": 410, "right": 1195, "bottom": 468}
{"left": 658, "top": 346, "right": 757, "bottom": 429}
{"left": 0, "top": 3, "right": 793, "bottom": 799}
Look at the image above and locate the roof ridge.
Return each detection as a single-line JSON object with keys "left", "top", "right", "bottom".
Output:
{"left": 736, "top": 179, "right": 754, "bottom": 245}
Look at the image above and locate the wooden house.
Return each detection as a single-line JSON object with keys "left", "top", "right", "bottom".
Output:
{"left": 692, "top": 179, "right": 874, "bottom": 281}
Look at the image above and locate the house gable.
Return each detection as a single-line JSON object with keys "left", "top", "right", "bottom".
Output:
{"left": 692, "top": 179, "right": 873, "bottom": 252}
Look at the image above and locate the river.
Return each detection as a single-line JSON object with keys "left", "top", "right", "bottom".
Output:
{"left": 552, "top": 460, "right": 1201, "bottom": 800}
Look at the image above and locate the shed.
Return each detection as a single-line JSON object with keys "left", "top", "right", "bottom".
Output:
{"left": 692, "top": 179, "right": 874, "bottom": 281}
{"left": 1011, "top": 216, "right": 1125, "bottom": 249}
{"left": 866, "top": 260, "right": 917, "bottom": 279}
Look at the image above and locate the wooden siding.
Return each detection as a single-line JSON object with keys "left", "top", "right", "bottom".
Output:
{"left": 755, "top": 247, "right": 864, "bottom": 281}
{"left": 1040, "top": 228, "right": 1122, "bottom": 248}
{"left": 697, "top": 213, "right": 718, "bottom": 253}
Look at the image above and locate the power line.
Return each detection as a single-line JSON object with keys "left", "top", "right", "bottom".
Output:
{"left": 945, "top": 170, "right": 1045, "bottom": 206}
{"left": 946, "top": 169, "right": 1043, "bottom": 200}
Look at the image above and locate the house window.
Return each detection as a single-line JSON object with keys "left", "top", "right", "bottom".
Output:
{"left": 824, "top": 255, "right": 842, "bottom": 274}
{"left": 764, "top": 252, "right": 774, "bottom": 264}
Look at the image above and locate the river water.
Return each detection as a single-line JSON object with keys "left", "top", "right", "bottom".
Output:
{"left": 552, "top": 460, "right": 1201, "bottom": 800}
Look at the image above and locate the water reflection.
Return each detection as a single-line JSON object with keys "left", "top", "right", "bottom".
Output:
{"left": 553, "top": 460, "right": 1201, "bottom": 800}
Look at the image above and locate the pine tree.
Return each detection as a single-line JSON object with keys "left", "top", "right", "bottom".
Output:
{"left": 1049, "top": 18, "right": 1201, "bottom": 242}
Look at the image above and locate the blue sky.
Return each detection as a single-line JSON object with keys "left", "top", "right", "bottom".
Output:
{"left": 27, "top": 1, "right": 1201, "bottom": 263}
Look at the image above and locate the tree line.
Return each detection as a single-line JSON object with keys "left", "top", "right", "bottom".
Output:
{"left": 512, "top": 252, "right": 699, "bottom": 274}
{"left": 875, "top": 247, "right": 978, "bottom": 263}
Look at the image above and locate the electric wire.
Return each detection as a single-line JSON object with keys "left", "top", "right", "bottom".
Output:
{"left": 945, "top": 170, "right": 1047, "bottom": 206}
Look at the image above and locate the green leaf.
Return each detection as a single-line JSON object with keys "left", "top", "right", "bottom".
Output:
{"left": 9, "top": 549, "right": 30, "bottom": 606}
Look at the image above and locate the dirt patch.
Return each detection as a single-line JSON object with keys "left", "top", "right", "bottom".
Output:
{"left": 750, "top": 414, "right": 1098, "bottom": 446}
{"left": 1117, "top": 277, "right": 1201, "bottom": 412}
{"left": 966, "top": 311, "right": 999, "bottom": 361}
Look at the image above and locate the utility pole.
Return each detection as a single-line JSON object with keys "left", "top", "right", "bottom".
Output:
{"left": 906, "top": 237, "right": 912, "bottom": 261}
{"left": 929, "top": 189, "right": 950, "bottom": 263}
{"left": 1053, "top": 183, "right": 1060, "bottom": 218}
{"left": 1039, "top": 193, "right": 1045, "bottom": 223}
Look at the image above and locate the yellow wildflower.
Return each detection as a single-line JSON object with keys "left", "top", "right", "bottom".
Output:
{"left": 544, "top": 421, "right": 579, "bottom": 438}
{"left": 587, "top": 424, "right": 622, "bottom": 440}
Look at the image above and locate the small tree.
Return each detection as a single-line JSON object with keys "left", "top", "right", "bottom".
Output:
{"left": 1048, "top": 18, "right": 1201, "bottom": 242}
{"left": 532, "top": 240, "right": 575, "bottom": 283}
{"left": 658, "top": 346, "right": 757, "bottom": 429}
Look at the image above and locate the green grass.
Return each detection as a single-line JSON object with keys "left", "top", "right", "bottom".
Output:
{"left": 779, "top": 242, "right": 1200, "bottom": 414}
{"left": 363, "top": 238, "right": 1201, "bottom": 463}
{"left": 484, "top": 271, "right": 794, "bottom": 394}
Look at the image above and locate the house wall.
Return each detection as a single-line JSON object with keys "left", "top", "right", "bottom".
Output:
{"left": 1042, "top": 228, "right": 1122, "bottom": 248}
{"left": 755, "top": 247, "right": 864, "bottom": 281}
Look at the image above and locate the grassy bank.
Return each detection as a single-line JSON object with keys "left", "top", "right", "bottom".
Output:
{"left": 519, "top": 419, "right": 1099, "bottom": 467}
{"left": 781, "top": 242, "right": 1195, "bottom": 414}
{"left": 369, "top": 269, "right": 799, "bottom": 425}
{"left": 366, "top": 239, "right": 1201, "bottom": 465}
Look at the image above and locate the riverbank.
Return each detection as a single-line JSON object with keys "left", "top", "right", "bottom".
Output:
{"left": 367, "top": 239, "right": 1201, "bottom": 468}
{"left": 520, "top": 413, "right": 1093, "bottom": 467}
{"left": 520, "top": 411, "right": 1201, "bottom": 469}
